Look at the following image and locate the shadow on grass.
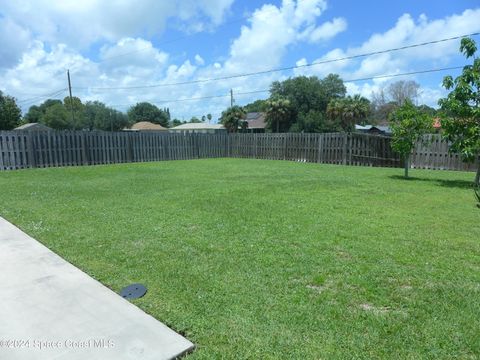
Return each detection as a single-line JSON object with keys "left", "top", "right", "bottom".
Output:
{"left": 388, "top": 175, "right": 474, "bottom": 189}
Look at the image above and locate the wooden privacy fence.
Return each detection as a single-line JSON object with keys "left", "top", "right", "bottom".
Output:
{"left": 0, "top": 131, "right": 477, "bottom": 172}
{"left": 0, "top": 132, "right": 228, "bottom": 170}
{"left": 410, "top": 134, "right": 478, "bottom": 171}
{"left": 228, "top": 133, "right": 401, "bottom": 167}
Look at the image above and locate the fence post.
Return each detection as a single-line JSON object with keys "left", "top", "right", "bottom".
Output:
{"left": 227, "top": 134, "right": 231, "bottom": 158}
{"left": 317, "top": 134, "right": 323, "bottom": 163}
{"left": 127, "top": 134, "right": 133, "bottom": 163}
{"left": 348, "top": 134, "right": 353, "bottom": 165}
{"left": 194, "top": 134, "right": 199, "bottom": 159}
{"left": 80, "top": 132, "right": 89, "bottom": 165}
{"left": 342, "top": 133, "right": 348, "bottom": 165}
{"left": 26, "top": 132, "right": 36, "bottom": 168}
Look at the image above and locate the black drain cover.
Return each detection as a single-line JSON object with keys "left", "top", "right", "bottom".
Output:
{"left": 120, "top": 283, "right": 147, "bottom": 299}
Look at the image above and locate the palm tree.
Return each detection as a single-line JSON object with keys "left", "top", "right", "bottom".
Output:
{"left": 265, "top": 98, "right": 291, "bottom": 133}
{"left": 350, "top": 94, "right": 371, "bottom": 123}
{"left": 220, "top": 106, "right": 246, "bottom": 133}
{"left": 327, "top": 95, "right": 371, "bottom": 131}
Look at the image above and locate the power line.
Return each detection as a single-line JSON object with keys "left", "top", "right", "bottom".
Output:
{"left": 17, "top": 88, "right": 67, "bottom": 105}
{"left": 344, "top": 65, "right": 464, "bottom": 83}
{"left": 18, "top": 65, "right": 464, "bottom": 110}
{"left": 104, "top": 65, "right": 464, "bottom": 107}
{"left": 75, "top": 32, "right": 479, "bottom": 91}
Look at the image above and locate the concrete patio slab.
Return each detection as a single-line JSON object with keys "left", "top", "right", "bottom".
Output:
{"left": 0, "top": 217, "right": 194, "bottom": 360}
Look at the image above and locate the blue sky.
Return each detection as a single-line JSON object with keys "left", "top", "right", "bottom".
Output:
{"left": 0, "top": 0, "right": 479, "bottom": 120}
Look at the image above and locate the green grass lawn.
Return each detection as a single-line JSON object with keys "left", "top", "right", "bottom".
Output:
{"left": 1, "top": 159, "right": 479, "bottom": 359}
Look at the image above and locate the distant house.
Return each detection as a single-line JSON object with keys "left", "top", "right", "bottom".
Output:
{"left": 355, "top": 124, "right": 392, "bottom": 136}
{"left": 245, "top": 112, "right": 267, "bottom": 133}
{"left": 169, "top": 123, "right": 226, "bottom": 134}
{"left": 127, "top": 121, "right": 168, "bottom": 132}
{"left": 14, "top": 123, "right": 52, "bottom": 132}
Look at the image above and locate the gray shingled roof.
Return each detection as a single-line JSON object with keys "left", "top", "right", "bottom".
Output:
{"left": 245, "top": 112, "right": 266, "bottom": 129}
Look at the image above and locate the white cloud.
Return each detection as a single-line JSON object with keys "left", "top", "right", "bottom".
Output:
{"left": 0, "top": 41, "right": 97, "bottom": 101}
{"left": 294, "top": 8, "right": 480, "bottom": 104}
{"left": 417, "top": 85, "right": 447, "bottom": 108}
{"left": 0, "top": 0, "right": 236, "bottom": 118}
{"left": 224, "top": 0, "right": 343, "bottom": 73}
{"left": 293, "top": 48, "right": 351, "bottom": 78}
{"left": 98, "top": 38, "right": 169, "bottom": 79}
{"left": 2, "top": 1, "right": 478, "bottom": 120}
{"left": 0, "top": 0, "right": 234, "bottom": 48}
{"left": 0, "top": 18, "right": 31, "bottom": 68}
{"left": 302, "top": 17, "right": 347, "bottom": 43}
{"left": 195, "top": 54, "right": 205, "bottom": 65}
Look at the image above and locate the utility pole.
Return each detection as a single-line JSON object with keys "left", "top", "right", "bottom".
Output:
{"left": 67, "top": 70, "right": 75, "bottom": 126}
{"left": 230, "top": 89, "right": 234, "bottom": 108}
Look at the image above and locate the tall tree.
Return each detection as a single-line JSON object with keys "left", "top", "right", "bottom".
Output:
{"left": 369, "top": 87, "right": 398, "bottom": 125}
{"left": 40, "top": 99, "right": 63, "bottom": 110}
{"left": 127, "top": 102, "right": 169, "bottom": 127}
{"left": 390, "top": 100, "right": 433, "bottom": 178}
{"left": 244, "top": 99, "right": 268, "bottom": 113}
{"left": 171, "top": 119, "right": 184, "bottom": 127}
{"left": 23, "top": 105, "right": 42, "bottom": 123}
{"left": 24, "top": 99, "right": 63, "bottom": 126}
{"left": 220, "top": 105, "right": 246, "bottom": 133}
{"left": 265, "top": 98, "right": 292, "bottom": 133}
{"left": 0, "top": 91, "right": 21, "bottom": 130}
{"left": 320, "top": 74, "right": 347, "bottom": 105}
{"left": 207, "top": 113, "right": 212, "bottom": 123}
{"left": 189, "top": 116, "right": 201, "bottom": 123}
{"left": 42, "top": 103, "right": 70, "bottom": 130}
{"left": 63, "top": 96, "right": 85, "bottom": 129}
{"left": 388, "top": 80, "right": 420, "bottom": 106}
{"left": 439, "top": 37, "right": 480, "bottom": 185}
{"left": 327, "top": 94, "right": 371, "bottom": 131}
{"left": 270, "top": 74, "right": 346, "bottom": 132}
{"left": 83, "top": 101, "right": 130, "bottom": 131}
{"left": 293, "top": 110, "right": 339, "bottom": 133}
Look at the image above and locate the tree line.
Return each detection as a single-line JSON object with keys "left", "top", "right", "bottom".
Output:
{"left": 221, "top": 75, "right": 437, "bottom": 134}
{"left": 1, "top": 76, "right": 432, "bottom": 134}
{"left": 0, "top": 96, "right": 214, "bottom": 131}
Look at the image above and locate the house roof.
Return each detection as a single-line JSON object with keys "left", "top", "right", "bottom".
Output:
{"left": 355, "top": 124, "right": 392, "bottom": 134}
{"left": 245, "top": 112, "right": 266, "bottom": 129}
{"left": 355, "top": 124, "right": 372, "bottom": 131}
{"left": 130, "top": 121, "right": 168, "bottom": 131}
{"left": 170, "top": 123, "right": 225, "bottom": 130}
{"left": 246, "top": 112, "right": 262, "bottom": 120}
{"left": 14, "top": 123, "right": 52, "bottom": 131}
{"left": 368, "top": 126, "right": 392, "bottom": 135}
